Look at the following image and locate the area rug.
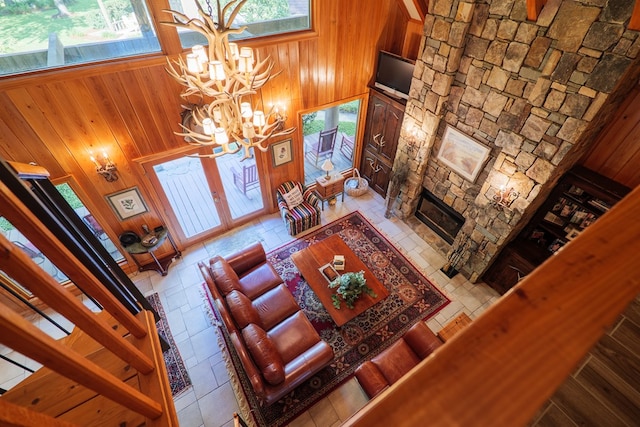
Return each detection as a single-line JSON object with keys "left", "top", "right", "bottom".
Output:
{"left": 146, "top": 293, "right": 192, "bottom": 397}
{"left": 205, "top": 211, "right": 450, "bottom": 426}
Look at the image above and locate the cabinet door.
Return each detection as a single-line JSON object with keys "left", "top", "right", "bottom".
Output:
{"left": 363, "top": 95, "right": 389, "bottom": 155}
{"left": 360, "top": 151, "right": 391, "bottom": 197}
{"left": 379, "top": 104, "right": 403, "bottom": 164}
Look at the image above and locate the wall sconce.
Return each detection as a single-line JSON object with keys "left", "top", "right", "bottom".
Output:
{"left": 492, "top": 186, "right": 519, "bottom": 209}
{"left": 90, "top": 151, "right": 118, "bottom": 182}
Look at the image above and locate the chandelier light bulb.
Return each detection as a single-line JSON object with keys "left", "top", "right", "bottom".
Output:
{"left": 186, "top": 53, "right": 201, "bottom": 73}
{"left": 252, "top": 110, "right": 265, "bottom": 128}
{"left": 240, "top": 47, "right": 254, "bottom": 63}
{"left": 209, "top": 61, "right": 225, "bottom": 81}
{"left": 242, "top": 122, "right": 256, "bottom": 139}
{"left": 202, "top": 118, "right": 215, "bottom": 135}
{"left": 228, "top": 42, "right": 239, "bottom": 61}
{"left": 214, "top": 127, "right": 229, "bottom": 145}
{"left": 240, "top": 102, "right": 253, "bottom": 118}
{"left": 192, "top": 44, "right": 207, "bottom": 64}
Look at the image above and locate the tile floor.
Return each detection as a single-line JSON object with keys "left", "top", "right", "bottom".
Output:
{"left": 0, "top": 190, "right": 500, "bottom": 426}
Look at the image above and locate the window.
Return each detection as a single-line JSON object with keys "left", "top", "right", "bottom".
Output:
{"left": 302, "top": 99, "right": 361, "bottom": 187}
{"left": 174, "top": 0, "right": 311, "bottom": 49}
{"left": 0, "top": 0, "right": 160, "bottom": 77}
{"left": 55, "top": 182, "right": 124, "bottom": 263}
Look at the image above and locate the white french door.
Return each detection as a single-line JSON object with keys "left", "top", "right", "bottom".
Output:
{"left": 143, "top": 149, "right": 266, "bottom": 246}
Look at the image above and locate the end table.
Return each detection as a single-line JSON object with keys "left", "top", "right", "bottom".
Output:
{"left": 315, "top": 174, "right": 345, "bottom": 210}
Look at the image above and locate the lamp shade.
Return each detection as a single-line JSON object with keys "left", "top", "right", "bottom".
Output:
{"left": 321, "top": 159, "right": 334, "bottom": 172}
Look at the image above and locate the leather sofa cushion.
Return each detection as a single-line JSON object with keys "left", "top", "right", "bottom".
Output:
{"left": 226, "top": 290, "right": 261, "bottom": 329}
{"left": 211, "top": 259, "right": 241, "bottom": 295}
{"left": 243, "top": 324, "right": 285, "bottom": 386}
{"left": 371, "top": 339, "right": 421, "bottom": 385}
{"left": 252, "top": 284, "right": 300, "bottom": 331}
{"left": 238, "top": 263, "right": 283, "bottom": 299}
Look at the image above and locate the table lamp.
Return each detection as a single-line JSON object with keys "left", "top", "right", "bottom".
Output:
{"left": 321, "top": 159, "right": 334, "bottom": 181}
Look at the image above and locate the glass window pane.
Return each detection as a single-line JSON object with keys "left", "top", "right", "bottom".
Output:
{"left": 55, "top": 183, "right": 124, "bottom": 263}
{"left": 1, "top": 217, "right": 67, "bottom": 284}
{"left": 0, "top": 0, "right": 160, "bottom": 77}
{"left": 303, "top": 99, "right": 360, "bottom": 187}
{"left": 215, "top": 150, "right": 264, "bottom": 220}
{"left": 172, "top": 0, "right": 311, "bottom": 49}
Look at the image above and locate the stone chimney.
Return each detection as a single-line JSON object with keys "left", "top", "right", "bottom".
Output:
{"left": 392, "top": 0, "right": 639, "bottom": 281}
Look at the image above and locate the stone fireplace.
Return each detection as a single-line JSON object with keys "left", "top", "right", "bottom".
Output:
{"left": 415, "top": 188, "right": 464, "bottom": 244}
{"left": 389, "top": 0, "right": 639, "bottom": 282}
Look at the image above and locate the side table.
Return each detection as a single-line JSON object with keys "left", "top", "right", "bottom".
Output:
{"left": 437, "top": 312, "right": 472, "bottom": 342}
{"left": 122, "top": 226, "right": 181, "bottom": 276}
{"left": 315, "top": 174, "right": 345, "bottom": 210}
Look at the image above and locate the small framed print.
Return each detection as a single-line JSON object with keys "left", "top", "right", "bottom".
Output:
{"left": 566, "top": 228, "right": 581, "bottom": 240}
{"left": 272, "top": 138, "right": 293, "bottom": 167}
{"left": 436, "top": 126, "right": 491, "bottom": 182}
{"left": 106, "top": 187, "right": 148, "bottom": 221}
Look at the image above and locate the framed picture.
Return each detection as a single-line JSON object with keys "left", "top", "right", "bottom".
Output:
{"left": 436, "top": 126, "right": 491, "bottom": 182}
{"left": 106, "top": 187, "right": 148, "bottom": 220}
{"left": 272, "top": 138, "right": 293, "bottom": 167}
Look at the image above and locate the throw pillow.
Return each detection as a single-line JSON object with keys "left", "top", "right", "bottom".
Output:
{"left": 282, "top": 186, "right": 304, "bottom": 209}
{"left": 243, "top": 324, "right": 285, "bottom": 385}
{"left": 226, "top": 290, "right": 262, "bottom": 329}
{"left": 211, "top": 259, "right": 240, "bottom": 295}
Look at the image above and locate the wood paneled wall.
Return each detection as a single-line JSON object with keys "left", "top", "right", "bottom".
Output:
{"left": 581, "top": 83, "right": 640, "bottom": 189}
{"left": 0, "top": 0, "right": 411, "bottom": 261}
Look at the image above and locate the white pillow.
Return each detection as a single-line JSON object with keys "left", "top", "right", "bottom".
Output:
{"left": 282, "top": 186, "right": 304, "bottom": 209}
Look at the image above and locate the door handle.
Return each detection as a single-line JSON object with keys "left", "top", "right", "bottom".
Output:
{"left": 367, "top": 158, "right": 381, "bottom": 173}
{"left": 372, "top": 133, "right": 381, "bottom": 146}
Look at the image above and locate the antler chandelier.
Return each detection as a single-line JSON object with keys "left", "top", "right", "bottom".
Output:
{"left": 163, "top": 0, "right": 295, "bottom": 159}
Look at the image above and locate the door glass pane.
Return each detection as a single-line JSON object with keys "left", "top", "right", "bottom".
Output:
{"left": 55, "top": 183, "right": 124, "bottom": 263}
{"left": 302, "top": 100, "right": 360, "bottom": 187}
{"left": 153, "top": 156, "right": 221, "bottom": 238}
{"left": 215, "top": 150, "right": 264, "bottom": 220}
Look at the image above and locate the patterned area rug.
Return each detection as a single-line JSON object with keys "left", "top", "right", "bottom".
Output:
{"left": 146, "top": 293, "right": 192, "bottom": 397}
{"left": 207, "top": 211, "right": 450, "bottom": 426}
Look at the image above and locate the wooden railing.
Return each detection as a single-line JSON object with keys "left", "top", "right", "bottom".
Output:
{"left": 0, "top": 178, "right": 177, "bottom": 425}
{"left": 344, "top": 185, "right": 640, "bottom": 426}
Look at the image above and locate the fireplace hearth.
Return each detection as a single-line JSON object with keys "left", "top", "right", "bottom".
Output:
{"left": 415, "top": 189, "right": 464, "bottom": 244}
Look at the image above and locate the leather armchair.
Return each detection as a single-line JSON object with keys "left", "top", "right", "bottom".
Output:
{"left": 354, "top": 321, "right": 443, "bottom": 399}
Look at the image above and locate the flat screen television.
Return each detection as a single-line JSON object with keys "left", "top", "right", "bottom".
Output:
{"left": 374, "top": 51, "right": 415, "bottom": 100}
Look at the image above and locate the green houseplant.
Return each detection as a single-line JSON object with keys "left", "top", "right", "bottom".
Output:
{"left": 328, "top": 271, "right": 377, "bottom": 309}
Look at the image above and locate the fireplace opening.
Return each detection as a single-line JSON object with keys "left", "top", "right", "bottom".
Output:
{"left": 415, "top": 188, "right": 464, "bottom": 244}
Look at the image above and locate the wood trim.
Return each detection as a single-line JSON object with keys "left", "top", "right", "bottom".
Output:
{"left": 527, "top": 0, "right": 548, "bottom": 21}
{"left": 629, "top": 0, "right": 640, "bottom": 31}
{"left": 344, "top": 184, "right": 640, "bottom": 426}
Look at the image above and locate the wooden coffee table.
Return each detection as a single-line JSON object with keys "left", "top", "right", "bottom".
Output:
{"left": 291, "top": 234, "right": 389, "bottom": 326}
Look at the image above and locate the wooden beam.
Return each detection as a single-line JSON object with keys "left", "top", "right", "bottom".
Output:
{"left": 630, "top": 0, "right": 640, "bottom": 31}
{"left": 344, "top": 184, "right": 640, "bottom": 426}
{"left": 527, "top": 0, "right": 547, "bottom": 21}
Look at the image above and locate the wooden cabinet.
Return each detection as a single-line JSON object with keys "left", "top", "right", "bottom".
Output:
{"left": 315, "top": 174, "right": 345, "bottom": 210}
{"left": 359, "top": 88, "right": 405, "bottom": 197}
{"left": 483, "top": 166, "right": 630, "bottom": 294}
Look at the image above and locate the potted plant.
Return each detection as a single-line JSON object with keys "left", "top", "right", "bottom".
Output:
{"left": 328, "top": 271, "right": 377, "bottom": 309}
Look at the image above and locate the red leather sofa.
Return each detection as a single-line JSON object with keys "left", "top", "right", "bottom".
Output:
{"left": 354, "top": 321, "right": 443, "bottom": 399}
{"left": 199, "top": 242, "right": 334, "bottom": 406}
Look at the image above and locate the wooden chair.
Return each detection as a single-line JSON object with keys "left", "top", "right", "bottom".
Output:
{"left": 339, "top": 133, "right": 354, "bottom": 160}
{"left": 305, "top": 126, "right": 338, "bottom": 166}
{"left": 231, "top": 163, "right": 259, "bottom": 195}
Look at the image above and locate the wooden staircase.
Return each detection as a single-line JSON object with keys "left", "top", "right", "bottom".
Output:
{"left": 0, "top": 167, "right": 178, "bottom": 427}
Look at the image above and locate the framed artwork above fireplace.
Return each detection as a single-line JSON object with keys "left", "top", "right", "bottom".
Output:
{"left": 437, "top": 126, "right": 490, "bottom": 182}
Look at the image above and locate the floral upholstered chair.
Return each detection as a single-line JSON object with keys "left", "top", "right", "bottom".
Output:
{"left": 276, "top": 181, "right": 321, "bottom": 235}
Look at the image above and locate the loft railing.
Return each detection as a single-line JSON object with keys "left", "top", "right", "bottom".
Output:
{"left": 0, "top": 164, "right": 177, "bottom": 426}
{"left": 344, "top": 184, "right": 640, "bottom": 426}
